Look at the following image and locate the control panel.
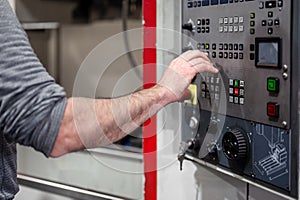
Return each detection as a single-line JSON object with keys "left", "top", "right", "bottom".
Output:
{"left": 181, "top": 0, "right": 298, "bottom": 198}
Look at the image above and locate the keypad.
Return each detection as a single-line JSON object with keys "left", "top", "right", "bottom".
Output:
{"left": 219, "top": 15, "right": 244, "bottom": 33}
{"left": 229, "top": 79, "right": 245, "bottom": 105}
{"left": 212, "top": 43, "right": 243, "bottom": 60}
{"left": 201, "top": 76, "right": 221, "bottom": 100}
{"left": 197, "top": 18, "right": 210, "bottom": 34}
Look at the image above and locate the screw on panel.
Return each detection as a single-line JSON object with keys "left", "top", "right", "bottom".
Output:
{"left": 282, "top": 121, "right": 287, "bottom": 127}
{"left": 283, "top": 64, "right": 288, "bottom": 72}
{"left": 282, "top": 73, "right": 288, "bottom": 79}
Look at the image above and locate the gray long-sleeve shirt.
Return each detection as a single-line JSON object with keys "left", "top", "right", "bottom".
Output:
{"left": 0, "top": 1, "right": 67, "bottom": 199}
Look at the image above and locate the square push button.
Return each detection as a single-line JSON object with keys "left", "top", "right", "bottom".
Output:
{"left": 267, "top": 102, "right": 279, "bottom": 118}
{"left": 267, "top": 77, "right": 279, "bottom": 93}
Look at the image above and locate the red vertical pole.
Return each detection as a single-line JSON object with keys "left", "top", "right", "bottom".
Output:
{"left": 143, "top": 0, "right": 157, "bottom": 200}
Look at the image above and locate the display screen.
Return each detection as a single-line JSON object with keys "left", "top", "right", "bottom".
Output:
{"left": 255, "top": 38, "right": 281, "bottom": 68}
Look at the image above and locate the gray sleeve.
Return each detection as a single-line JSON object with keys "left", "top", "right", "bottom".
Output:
{"left": 0, "top": 0, "right": 67, "bottom": 157}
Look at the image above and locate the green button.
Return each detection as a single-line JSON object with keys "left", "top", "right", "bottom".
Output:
{"left": 267, "top": 77, "right": 279, "bottom": 93}
{"left": 250, "top": 21, "right": 255, "bottom": 27}
{"left": 234, "top": 80, "right": 239, "bottom": 87}
{"left": 250, "top": 13, "right": 255, "bottom": 19}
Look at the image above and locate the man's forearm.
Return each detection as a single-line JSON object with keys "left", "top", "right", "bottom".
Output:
{"left": 51, "top": 85, "right": 172, "bottom": 157}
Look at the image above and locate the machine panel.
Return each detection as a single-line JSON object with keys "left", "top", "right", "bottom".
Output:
{"left": 180, "top": 0, "right": 297, "bottom": 198}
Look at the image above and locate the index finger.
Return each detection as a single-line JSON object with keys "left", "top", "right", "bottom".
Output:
{"left": 180, "top": 50, "right": 210, "bottom": 62}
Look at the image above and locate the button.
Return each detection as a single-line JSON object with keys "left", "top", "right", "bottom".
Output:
{"left": 234, "top": 88, "right": 239, "bottom": 96}
{"left": 219, "top": 43, "right": 224, "bottom": 50}
{"left": 197, "top": 43, "right": 201, "bottom": 49}
{"left": 215, "top": 78, "right": 220, "bottom": 84}
{"left": 219, "top": 26, "right": 224, "bottom": 33}
{"left": 239, "top": 98, "right": 244, "bottom": 105}
{"left": 229, "top": 96, "right": 234, "bottom": 103}
{"left": 224, "top": 17, "right": 228, "bottom": 24}
{"left": 274, "top": 19, "right": 280, "bottom": 26}
{"left": 250, "top": 21, "right": 255, "bottom": 27}
{"left": 224, "top": 26, "right": 228, "bottom": 32}
{"left": 202, "top": 19, "right": 206, "bottom": 25}
{"left": 229, "top": 79, "right": 234, "bottom": 86}
{"left": 229, "top": 44, "right": 233, "bottom": 50}
{"left": 198, "top": 1, "right": 202, "bottom": 7}
{"left": 266, "top": 1, "right": 276, "bottom": 8}
{"left": 234, "top": 79, "right": 240, "bottom": 87}
{"left": 202, "top": 27, "right": 206, "bottom": 33}
{"left": 224, "top": 44, "right": 228, "bottom": 50}
{"left": 250, "top": 13, "right": 255, "bottom": 19}
{"left": 215, "top": 85, "right": 220, "bottom": 92}
{"left": 229, "top": 88, "right": 234, "bottom": 94}
{"left": 219, "top": 18, "right": 224, "bottom": 24}
{"left": 187, "top": 2, "right": 193, "bottom": 8}
{"left": 240, "top": 80, "right": 245, "bottom": 87}
{"left": 201, "top": 92, "right": 206, "bottom": 98}
{"left": 229, "top": 0, "right": 234, "bottom": 3}
{"left": 234, "top": 16, "right": 239, "bottom": 24}
{"left": 229, "top": 26, "right": 233, "bottom": 32}
{"left": 229, "top": 52, "right": 233, "bottom": 59}
{"left": 278, "top": 0, "right": 283, "bottom": 7}
{"left": 201, "top": 43, "right": 206, "bottom": 49}
{"left": 250, "top": 28, "right": 255, "bottom": 34}
{"left": 250, "top": 53, "right": 255, "bottom": 60}
{"left": 215, "top": 93, "right": 220, "bottom": 100}
{"left": 234, "top": 97, "right": 239, "bottom": 104}
{"left": 239, "top": 17, "right": 244, "bottom": 23}
{"left": 239, "top": 53, "right": 243, "bottom": 59}
{"left": 234, "top": 44, "right": 238, "bottom": 50}
{"left": 219, "top": 52, "right": 224, "bottom": 58}
{"left": 206, "top": 18, "right": 210, "bottom": 25}
{"left": 268, "top": 19, "right": 273, "bottom": 26}
{"left": 229, "top": 17, "right": 234, "bottom": 24}
{"left": 259, "top": 1, "right": 264, "bottom": 9}
{"left": 205, "top": 43, "right": 210, "bottom": 50}
{"left": 262, "top": 20, "right": 267, "bottom": 26}
{"left": 211, "top": 0, "right": 219, "bottom": 5}
{"left": 239, "top": 25, "right": 244, "bottom": 32}
{"left": 224, "top": 52, "right": 228, "bottom": 59}
{"left": 210, "top": 77, "right": 214, "bottom": 83}
{"left": 197, "top": 27, "right": 201, "bottom": 33}
{"left": 212, "top": 43, "right": 217, "bottom": 50}
{"left": 202, "top": 0, "right": 209, "bottom": 6}
{"left": 267, "top": 102, "right": 279, "bottom": 118}
{"left": 268, "top": 11, "right": 273, "bottom": 18}
{"left": 234, "top": 52, "right": 238, "bottom": 59}
{"left": 212, "top": 52, "right": 217, "bottom": 58}
{"left": 239, "top": 89, "right": 244, "bottom": 96}
{"left": 239, "top": 44, "right": 244, "bottom": 51}
{"left": 197, "top": 19, "right": 201, "bottom": 25}
{"left": 201, "top": 82, "right": 206, "bottom": 90}
{"left": 210, "top": 85, "right": 215, "bottom": 92}
{"left": 194, "top": 1, "right": 198, "bottom": 7}
{"left": 220, "top": 0, "right": 229, "bottom": 4}
{"left": 268, "top": 28, "right": 273, "bottom": 35}
{"left": 234, "top": 26, "right": 239, "bottom": 32}
{"left": 267, "top": 77, "right": 280, "bottom": 93}
{"left": 206, "top": 27, "right": 210, "bottom": 33}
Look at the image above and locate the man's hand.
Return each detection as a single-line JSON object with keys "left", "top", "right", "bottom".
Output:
{"left": 159, "top": 50, "right": 218, "bottom": 103}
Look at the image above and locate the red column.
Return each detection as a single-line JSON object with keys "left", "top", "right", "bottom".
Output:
{"left": 143, "top": 0, "right": 157, "bottom": 200}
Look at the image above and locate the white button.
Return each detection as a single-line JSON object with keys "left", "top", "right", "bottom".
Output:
{"left": 234, "top": 16, "right": 239, "bottom": 24}
{"left": 229, "top": 88, "right": 234, "bottom": 94}
{"left": 234, "top": 97, "right": 239, "bottom": 104}
{"left": 229, "top": 17, "right": 234, "bottom": 24}
{"left": 224, "top": 26, "right": 228, "bottom": 32}
{"left": 211, "top": 77, "right": 214, "bottom": 83}
{"left": 215, "top": 77, "right": 220, "bottom": 84}
{"left": 224, "top": 17, "right": 228, "bottom": 24}
{"left": 215, "top": 86, "right": 220, "bottom": 92}
{"left": 229, "top": 96, "right": 234, "bottom": 103}
{"left": 229, "top": 26, "right": 233, "bottom": 32}
{"left": 239, "top": 26, "right": 244, "bottom": 32}
{"left": 206, "top": 76, "right": 210, "bottom": 82}
{"left": 239, "top": 16, "right": 244, "bottom": 23}
{"left": 229, "top": 79, "right": 234, "bottom": 86}
{"left": 240, "top": 89, "right": 244, "bottom": 96}
{"left": 219, "top": 26, "right": 224, "bottom": 33}
{"left": 210, "top": 85, "right": 215, "bottom": 92}
{"left": 215, "top": 93, "right": 220, "bottom": 100}
{"left": 219, "top": 18, "right": 224, "bottom": 24}
{"left": 234, "top": 26, "right": 239, "bottom": 32}
{"left": 240, "top": 98, "right": 244, "bottom": 105}
{"left": 240, "top": 80, "right": 245, "bottom": 87}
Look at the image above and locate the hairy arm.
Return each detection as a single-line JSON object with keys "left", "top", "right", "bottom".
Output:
{"left": 50, "top": 50, "right": 218, "bottom": 157}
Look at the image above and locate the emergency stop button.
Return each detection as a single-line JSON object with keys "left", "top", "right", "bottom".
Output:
{"left": 267, "top": 102, "right": 279, "bottom": 118}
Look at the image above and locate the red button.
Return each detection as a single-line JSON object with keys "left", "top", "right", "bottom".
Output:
{"left": 267, "top": 102, "right": 279, "bottom": 118}
{"left": 234, "top": 88, "right": 239, "bottom": 96}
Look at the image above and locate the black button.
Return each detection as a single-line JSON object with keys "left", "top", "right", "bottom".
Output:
{"left": 250, "top": 21, "right": 255, "bottom": 27}
{"left": 239, "top": 44, "right": 244, "bottom": 51}
{"left": 229, "top": 52, "right": 233, "bottom": 59}
{"left": 220, "top": 0, "right": 229, "bottom": 4}
{"left": 278, "top": 0, "right": 283, "bottom": 7}
{"left": 206, "top": 19, "right": 210, "bottom": 25}
{"left": 219, "top": 52, "right": 224, "bottom": 58}
{"left": 211, "top": 0, "right": 219, "bottom": 5}
{"left": 202, "top": 19, "right": 206, "bottom": 25}
{"left": 239, "top": 53, "right": 243, "bottom": 59}
{"left": 259, "top": 1, "right": 264, "bottom": 9}
{"left": 250, "top": 29, "right": 255, "bottom": 34}
{"left": 198, "top": 1, "right": 202, "bottom": 7}
{"left": 201, "top": 43, "right": 206, "bottom": 49}
{"left": 197, "top": 43, "right": 201, "bottom": 50}
{"left": 194, "top": 1, "right": 198, "bottom": 7}
{"left": 206, "top": 27, "right": 210, "bottom": 33}
{"left": 262, "top": 20, "right": 267, "bottom": 26}
{"left": 224, "top": 52, "right": 228, "bottom": 59}
{"left": 268, "top": 28, "right": 273, "bottom": 35}
{"left": 197, "top": 19, "right": 201, "bottom": 25}
{"left": 187, "top": 2, "right": 193, "bottom": 8}
{"left": 250, "top": 53, "right": 255, "bottom": 60}
{"left": 219, "top": 44, "right": 224, "bottom": 50}
{"left": 212, "top": 52, "right": 217, "bottom": 58}
{"left": 229, "top": 0, "right": 234, "bottom": 2}
{"left": 197, "top": 27, "right": 201, "bottom": 33}
{"left": 212, "top": 43, "right": 217, "bottom": 50}
{"left": 234, "top": 52, "right": 238, "bottom": 59}
{"left": 202, "top": 27, "right": 206, "bottom": 33}
{"left": 234, "top": 0, "right": 238, "bottom": 2}
{"left": 268, "top": 11, "right": 273, "bottom": 18}
{"left": 265, "top": 1, "right": 276, "bottom": 8}
{"left": 274, "top": 19, "right": 280, "bottom": 26}
{"left": 268, "top": 19, "right": 273, "bottom": 26}
{"left": 229, "top": 44, "right": 233, "bottom": 50}
{"left": 234, "top": 44, "right": 238, "bottom": 50}
{"left": 250, "top": 44, "right": 255, "bottom": 51}
{"left": 224, "top": 44, "right": 228, "bottom": 50}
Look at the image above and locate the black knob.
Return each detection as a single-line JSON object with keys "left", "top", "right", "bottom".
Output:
{"left": 182, "top": 23, "right": 194, "bottom": 32}
{"left": 222, "top": 128, "right": 247, "bottom": 160}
